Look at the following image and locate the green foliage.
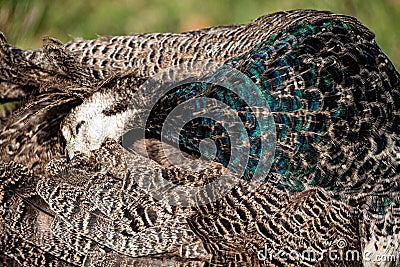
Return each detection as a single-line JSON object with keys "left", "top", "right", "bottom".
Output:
{"left": 1, "top": 0, "right": 399, "bottom": 69}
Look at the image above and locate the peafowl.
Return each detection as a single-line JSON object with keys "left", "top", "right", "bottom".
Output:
{"left": 0, "top": 9, "right": 399, "bottom": 267}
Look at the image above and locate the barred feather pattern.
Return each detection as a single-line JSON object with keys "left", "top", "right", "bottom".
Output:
{"left": 60, "top": 14, "right": 400, "bottom": 266}
{"left": 1, "top": 10, "right": 372, "bottom": 175}
{"left": 0, "top": 9, "right": 399, "bottom": 267}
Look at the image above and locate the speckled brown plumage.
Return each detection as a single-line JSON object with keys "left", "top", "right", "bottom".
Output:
{"left": 0, "top": 9, "right": 399, "bottom": 267}
{"left": 0, "top": 10, "right": 373, "bottom": 175}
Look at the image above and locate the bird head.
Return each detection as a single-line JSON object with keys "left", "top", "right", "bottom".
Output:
{"left": 61, "top": 91, "right": 130, "bottom": 160}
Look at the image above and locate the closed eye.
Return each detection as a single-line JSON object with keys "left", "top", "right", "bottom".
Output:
{"left": 75, "top": 121, "right": 85, "bottom": 134}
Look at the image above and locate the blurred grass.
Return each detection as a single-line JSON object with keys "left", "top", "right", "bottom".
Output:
{"left": 0, "top": 0, "right": 399, "bottom": 69}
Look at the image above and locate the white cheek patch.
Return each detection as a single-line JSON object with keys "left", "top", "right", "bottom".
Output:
{"left": 84, "top": 113, "right": 127, "bottom": 151}
{"left": 64, "top": 91, "right": 136, "bottom": 155}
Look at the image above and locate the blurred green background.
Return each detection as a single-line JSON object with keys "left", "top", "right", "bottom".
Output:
{"left": 1, "top": 0, "right": 399, "bottom": 69}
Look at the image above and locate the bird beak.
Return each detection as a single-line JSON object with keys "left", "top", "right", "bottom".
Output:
{"left": 65, "top": 140, "right": 75, "bottom": 161}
